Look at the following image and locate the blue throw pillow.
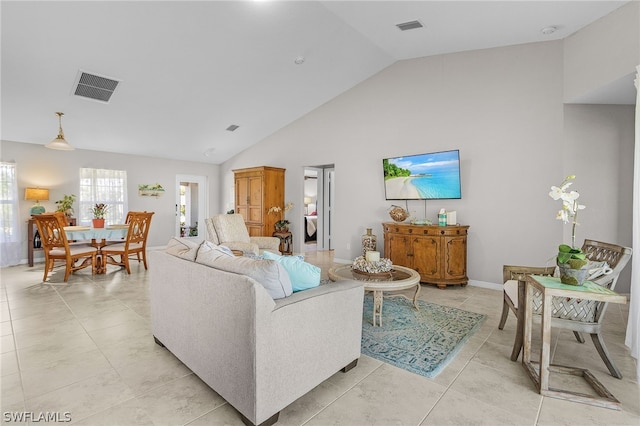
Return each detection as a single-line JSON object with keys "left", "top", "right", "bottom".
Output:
{"left": 262, "top": 251, "right": 321, "bottom": 292}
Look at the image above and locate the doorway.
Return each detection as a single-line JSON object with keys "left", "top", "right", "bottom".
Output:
{"left": 175, "top": 174, "right": 208, "bottom": 239}
{"left": 303, "top": 165, "right": 334, "bottom": 251}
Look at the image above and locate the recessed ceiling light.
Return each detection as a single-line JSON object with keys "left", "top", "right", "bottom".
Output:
{"left": 541, "top": 26, "right": 557, "bottom": 35}
{"left": 294, "top": 56, "right": 305, "bottom": 65}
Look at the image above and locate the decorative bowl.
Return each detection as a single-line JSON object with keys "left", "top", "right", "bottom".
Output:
{"left": 388, "top": 205, "right": 409, "bottom": 222}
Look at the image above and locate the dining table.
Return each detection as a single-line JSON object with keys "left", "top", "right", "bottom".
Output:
{"left": 64, "top": 225, "right": 129, "bottom": 274}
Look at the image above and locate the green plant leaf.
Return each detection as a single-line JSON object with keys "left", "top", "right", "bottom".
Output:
{"left": 557, "top": 252, "right": 572, "bottom": 264}
{"left": 558, "top": 244, "right": 573, "bottom": 253}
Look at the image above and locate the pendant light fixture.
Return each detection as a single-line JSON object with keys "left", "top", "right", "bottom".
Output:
{"left": 45, "top": 112, "right": 75, "bottom": 150}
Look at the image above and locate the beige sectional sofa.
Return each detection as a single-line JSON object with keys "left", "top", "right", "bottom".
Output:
{"left": 150, "top": 239, "right": 364, "bottom": 426}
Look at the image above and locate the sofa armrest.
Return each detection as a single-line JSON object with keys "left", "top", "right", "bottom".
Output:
{"left": 273, "top": 280, "right": 363, "bottom": 310}
{"left": 220, "top": 241, "right": 259, "bottom": 256}
{"left": 254, "top": 279, "right": 364, "bottom": 424}
{"left": 250, "top": 236, "right": 281, "bottom": 251}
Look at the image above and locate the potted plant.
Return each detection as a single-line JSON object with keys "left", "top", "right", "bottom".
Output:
{"left": 267, "top": 202, "right": 293, "bottom": 232}
{"left": 549, "top": 175, "right": 588, "bottom": 285}
{"left": 55, "top": 194, "right": 76, "bottom": 218}
{"left": 90, "top": 203, "right": 108, "bottom": 228}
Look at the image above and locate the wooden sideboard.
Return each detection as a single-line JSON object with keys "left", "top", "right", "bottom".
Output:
{"left": 383, "top": 222, "right": 469, "bottom": 289}
{"left": 28, "top": 216, "right": 76, "bottom": 266}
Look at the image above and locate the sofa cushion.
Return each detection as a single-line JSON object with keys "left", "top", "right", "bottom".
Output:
{"left": 165, "top": 237, "right": 202, "bottom": 261}
{"left": 195, "top": 251, "right": 293, "bottom": 299}
{"left": 262, "top": 251, "right": 321, "bottom": 292}
{"left": 196, "top": 240, "right": 235, "bottom": 263}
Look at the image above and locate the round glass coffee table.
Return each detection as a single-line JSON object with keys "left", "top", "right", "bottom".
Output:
{"left": 328, "top": 264, "right": 421, "bottom": 326}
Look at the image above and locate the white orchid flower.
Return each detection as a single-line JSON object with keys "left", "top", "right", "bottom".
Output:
{"left": 549, "top": 175, "right": 585, "bottom": 249}
{"left": 549, "top": 186, "right": 563, "bottom": 200}
{"left": 556, "top": 209, "right": 569, "bottom": 223}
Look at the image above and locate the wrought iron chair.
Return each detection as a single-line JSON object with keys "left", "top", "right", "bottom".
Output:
{"left": 102, "top": 211, "right": 154, "bottom": 273}
{"left": 33, "top": 213, "right": 98, "bottom": 282}
{"left": 501, "top": 239, "right": 632, "bottom": 378}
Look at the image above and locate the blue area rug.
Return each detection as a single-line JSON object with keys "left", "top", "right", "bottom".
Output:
{"left": 361, "top": 294, "right": 487, "bottom": 378}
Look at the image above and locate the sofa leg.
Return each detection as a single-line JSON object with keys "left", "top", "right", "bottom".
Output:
{"left": 240, "top": 412, "right": 279, "bottom": 426}
{"left": 341, "top": 358, "right": 358, "bottom": 373}
{"left": 153, "top": 336, "right": 165, "bottom": 347}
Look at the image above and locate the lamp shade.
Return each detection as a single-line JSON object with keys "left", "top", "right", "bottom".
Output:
{"left": 304, "top": 197, "right": 312, "bottom": 204}
{"left": 45, "top": 112, "right": 75, "bottom": 151}
{"left": 25, "top": 187, "right": 49, "bottom": 215}
{"left": 25, "top": 187, "right": 49, "bottom": 201}
{"left": 45, "top": 136, "right": 74, "bottom": 151}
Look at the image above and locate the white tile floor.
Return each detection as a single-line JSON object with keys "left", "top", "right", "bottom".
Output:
{"left": 1, "top": 250, "right": 638, "bottom": 425}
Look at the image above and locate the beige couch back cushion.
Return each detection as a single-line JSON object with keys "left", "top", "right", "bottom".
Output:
{"left": 195, "top": 241, "right": 293, "bottom": 299}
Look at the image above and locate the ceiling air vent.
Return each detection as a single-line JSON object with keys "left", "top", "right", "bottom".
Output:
{"left": 226, "top": 124, "right": 239, "bottom": 132}
{"left": 396, "top": 20, "right": 424, "bottom": 31}
{"left": 72, "top": 71, "right": 121, "bottom": 103}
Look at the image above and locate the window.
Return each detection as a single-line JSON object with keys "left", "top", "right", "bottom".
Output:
{"left": 0, "top": 162, "right": 20, "bottom": 266}
{"left": 79, "top": 168, "right": 128, "bottom": 225}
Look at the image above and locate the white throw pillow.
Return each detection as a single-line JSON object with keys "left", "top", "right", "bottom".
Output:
{"left": 196, "top": 240, "right": 235, "bottom": 263}
{"left": 165, "top": 237, "right": 202, "bottom": 261}
{"left": 195, "top": 251, "right": 293, "bottom": 299}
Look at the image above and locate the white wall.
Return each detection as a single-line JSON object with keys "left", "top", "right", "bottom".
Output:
{"left": 564, "top": 1, "right": 639, "bottom": 103}
{"left": 220, "top": 40, "right": 635, "bottom": 291}
{"left": 563, "top": 104, "right": 635, "bottom": 291}
{"left": 1, "top": 141, "right": 219, "bottom": 264}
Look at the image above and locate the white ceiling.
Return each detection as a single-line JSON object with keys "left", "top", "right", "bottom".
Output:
{"left": 1, "top": 1, "right": 632, "bottom": 164}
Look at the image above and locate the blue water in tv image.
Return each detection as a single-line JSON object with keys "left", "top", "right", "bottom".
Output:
{"left": 383, "top": 150, "right": 461, "bottom": 200}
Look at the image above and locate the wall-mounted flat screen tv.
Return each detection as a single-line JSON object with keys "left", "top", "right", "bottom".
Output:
{"left": 383, "top": 149, "right": 461, "bottom": 200}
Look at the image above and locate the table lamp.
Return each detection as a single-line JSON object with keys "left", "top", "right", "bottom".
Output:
{"left": 25, "top": 187, "right": 49, "bottom": 215}
{"left": 304, "top": 197, "right": 312, "bottom": 214}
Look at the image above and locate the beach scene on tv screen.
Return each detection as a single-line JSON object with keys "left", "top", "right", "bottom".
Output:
{"left": 384, "top": 151, "right": 461, "bottom": 199}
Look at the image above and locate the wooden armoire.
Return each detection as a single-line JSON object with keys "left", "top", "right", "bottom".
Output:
{"left": 233, "top": 166, "right": 285, "bottom": 236}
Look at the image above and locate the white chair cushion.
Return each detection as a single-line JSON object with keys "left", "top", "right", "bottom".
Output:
{"left": 504, "top": 279, "right": 519, "bottom": 308}
{"left": 104, "top": 242, "right": 144, "bottom": 253}
{"left": 50, "top": 246, "right": 98, "bottom": 256}
{"left": 211, "top": 214, "right": 251, "bottom": 243}
{"left": 204, "top": 218, "right": 220, "bottom": 245}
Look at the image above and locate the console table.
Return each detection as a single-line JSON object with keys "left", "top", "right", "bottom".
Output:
{"left": 27, "top": 216, "right": 76, "bottom": 266}
{"left": 383, "top": 223, "right": 469, "bottom": 288}
{"left": 522, "top": 275, "right": 626, "bottom": 410}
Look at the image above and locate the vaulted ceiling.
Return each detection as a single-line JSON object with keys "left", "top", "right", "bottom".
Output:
{"left": 1, "top": 1, "right": 632, "bottom": 164}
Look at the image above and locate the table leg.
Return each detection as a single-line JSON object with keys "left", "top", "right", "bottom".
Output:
{"left": 373, "top": 290, "right": 383, "bottom": 326}
{"left": 539, "top": 291, "right": 553, "bottom": 393}
{"left": 90, "top": 239, "right": 108, "bottom": 274}
{"left": 523, "top": 282, "right": 533, "bottom": 366}
{"left": 412, "top": 283, "right": 421, "bottom": 310}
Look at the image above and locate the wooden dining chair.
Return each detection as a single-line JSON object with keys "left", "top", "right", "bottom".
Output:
{"left": 33, "top": 213, "right": 98, "bottom": 282}
{"left": 102, "top": 211, "right": 154, "bottom": 273}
